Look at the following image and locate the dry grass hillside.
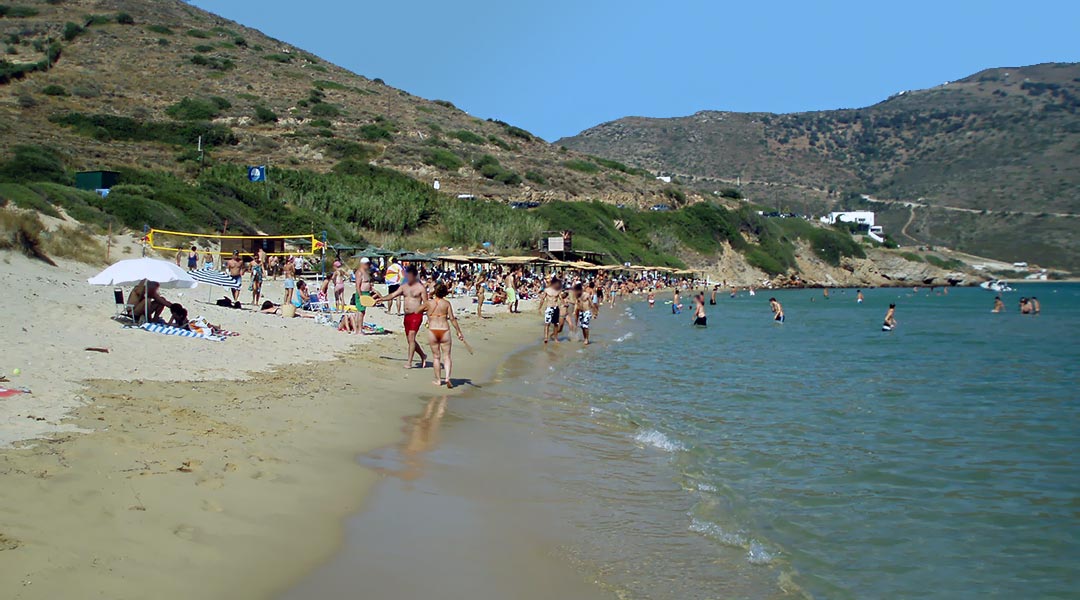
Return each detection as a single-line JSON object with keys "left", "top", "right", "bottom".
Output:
{"left": 561, "top": 63, "right": 1080, "bottom": 270}
{"left": 0, "top": 0, "right": 686, "bottom": 207}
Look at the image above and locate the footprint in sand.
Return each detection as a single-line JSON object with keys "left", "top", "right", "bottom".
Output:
{"left": 0, "top": 533, "right": 21, "bottom": 551}
{"left": 201, "top": 499, "right": 224, "bottom": 513}
{"left": 173, "top": 524, "right": 198, "bottom": 541}
{"left": 195, "top": 476, "right": 224, "bottom": 490}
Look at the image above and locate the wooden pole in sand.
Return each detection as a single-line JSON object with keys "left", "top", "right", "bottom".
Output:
{"left": 106, "top": 222, "right": 112, "bottom": 262}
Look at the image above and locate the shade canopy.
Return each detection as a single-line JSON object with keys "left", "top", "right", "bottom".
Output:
{"left": 188, "top": 268, "right": 242, "bottom": 289}
{"left": 438, "top": 254, "right": 477, "bottom": 263}
{"left": 495, "top": 256, "right": 539, "bottom": 265}
{"left": 88, "top": 258, "right": 198, "bottom": 289}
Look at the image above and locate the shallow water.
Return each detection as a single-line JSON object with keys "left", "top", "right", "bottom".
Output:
{"left": 288, "top": 284, "right": 1080, "bottom": 599}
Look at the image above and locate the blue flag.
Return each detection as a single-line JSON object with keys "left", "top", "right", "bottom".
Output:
{"left": 248, "top": 166, "right": 267, "bottom": 182}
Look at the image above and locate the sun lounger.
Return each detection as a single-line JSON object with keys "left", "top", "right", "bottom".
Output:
{"left": 113, "top": 287, "right": 135, "bottom": 322}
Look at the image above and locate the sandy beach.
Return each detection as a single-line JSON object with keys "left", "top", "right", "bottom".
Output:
{"left": 0, "top": 248, "right": 539, "bottom": 599}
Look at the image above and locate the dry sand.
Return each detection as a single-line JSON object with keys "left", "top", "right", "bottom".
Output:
{"left": 0, "top": 248, "right": 538, "bottom": 599}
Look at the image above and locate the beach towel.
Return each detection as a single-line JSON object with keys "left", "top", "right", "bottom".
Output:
{"left": 140, "top": 322, "right": 225, "bottom": 342}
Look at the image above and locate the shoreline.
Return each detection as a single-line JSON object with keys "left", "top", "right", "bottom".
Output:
{"left": 0, "top": 249, "right": 541, "bottom": 599}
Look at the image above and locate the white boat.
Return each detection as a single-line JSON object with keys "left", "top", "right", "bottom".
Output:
{"left": 980, "top": 280, "right": 1014, "bottom": 292}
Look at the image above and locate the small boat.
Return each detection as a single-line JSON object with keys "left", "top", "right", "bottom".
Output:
{"left": 980, "top": 280, "right": 1014, "bottom": 292}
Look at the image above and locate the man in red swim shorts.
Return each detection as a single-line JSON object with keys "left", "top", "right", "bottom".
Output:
{"left": 376, "top": 265, "right": 429, "bottom": 368}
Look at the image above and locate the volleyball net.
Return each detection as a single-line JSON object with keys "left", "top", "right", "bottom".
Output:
{"left": 145, "top": 228, "right": 324, "bottom": 257}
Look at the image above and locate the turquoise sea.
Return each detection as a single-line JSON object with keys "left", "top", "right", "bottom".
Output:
{"left": 290, "top": 283, "right": 1080, "bottom": 599}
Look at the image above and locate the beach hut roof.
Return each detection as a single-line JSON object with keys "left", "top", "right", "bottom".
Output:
{"left": 437, "top": 254, "right": 477, "bottom": 263}
{"left": 495, "top": 255, "right": 539, "bottom": 265}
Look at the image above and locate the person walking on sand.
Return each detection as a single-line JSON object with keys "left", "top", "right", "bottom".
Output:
{"left": 882, "top": 304, "right": 898, "bottom": 331}
{"left": 384, "top": 256, "right": 405, "bottom": 316}
{"left": 507, "top": 268, "right": 520, "bottom": 314}
{"left": 250, "top": 258, "right": 263, "bottom": 306}
{"left": 202, "top": 249, "right": 215, "bottom": 271}
{"left": 226, "top": 251, "right": 244, "bottom": 305}
{"left": 376, "top": 265, "right": 429, "bottom": 368}
{"left": 187, "top": 246, "right": 199, "bottom": 271}
{"left": 282, "top": 255, "right": 296, "bottom": 307}
{"left": 475, "top": 279, "right": 486, "bottom": 318}
{"left": 692, "top": 292, "right": 707, "bottom": 327}
{"left": 354, "top": 257, "right": 375, "bottom": 333}
{"left": 425, "top": 283, "right": 466, "bottom": 388}
{"left": 572, "top": 283, "right": 596, "bottom": 346}
{"left": 993, "top": 296, "right": 1005, "bottom": 313}
{"left": 538, "top": 277, "right": 563, "bottom": 343}
{"left": 770, "top": 297, "right": 785, "bottom": 323}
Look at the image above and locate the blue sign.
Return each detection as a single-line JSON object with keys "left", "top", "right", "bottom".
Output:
{"left": 248, "top": 166, "right": 266, "bottom": 182}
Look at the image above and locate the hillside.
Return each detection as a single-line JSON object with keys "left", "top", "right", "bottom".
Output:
{"left": 0, "top": 0, "right": 682, "bottom": 207}
{"left": 559, "top": 63, "right": 1080, "bottom": 271}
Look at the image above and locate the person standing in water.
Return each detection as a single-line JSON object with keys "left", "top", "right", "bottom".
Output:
{"left": 993, "top": 296, "right": 1005, "bottom": 313}
{"left": 538, "top": 277, "right": 563, "bottom": 344}
{"left": 1031, "top": 296, "right": 1041, "bottom": 314}
{"left": 769, "top": 297, "right": 784, "bottom": 323}
{"left": 857, "top": 289, "right": 864, "bottom": 304}
{"left": 572, "top": 283, "right": 596, "bottom": 346}
{"left": 424, "top": 283, "right": 465, "bottom": 388}
{"left": 882, "top": 304, "right": 898, "bottom": 331}
{"left": 692, "top": 293, "right": 707, "bottom": 327}
{"left": 672, "top": 288, "right": 682, "bottom": 314}
{"left": 823, "top": 288, "right": 830, "bottom": 300}
{"left": 647, "top": 290, "right": 656, "bottom": 308}
{"left": 710, "top": 286, "right": 718, "bottom": 305}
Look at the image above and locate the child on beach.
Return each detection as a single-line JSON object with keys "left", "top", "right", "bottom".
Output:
{"left": 538, "top": 277, "right": 563, "bottom": 343}
{"left": 572, "top": 283, "right": 597, "bottom": 346}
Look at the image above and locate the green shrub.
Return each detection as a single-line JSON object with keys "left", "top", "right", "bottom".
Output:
{"left": 83, "top": 14, "right": 112, "bottom": 26}
{"left": 193, "top": 44, "right": 214, "bottom": 53}
{"left": 253, "top": 105, "right": 278, "bottom": 123}
{"left": 563, "top": 159, "right": 600, "bottom": 174}
{"left": 423, "top": 148, "right": 463, "bottom": 171}
{"left": 525, "top": 171, "right": 547, "bottom": 184}
{"left": 433, "top": 99, "right": 455, "bottom": 109}
{"left": 313, "top": 79, "right": 348, "bottom": 91}
{"left": 358, "top": 123, "right": 392, "bottom": 141}
{"left": 900, "top": 252, "right": 923, "bottom": 262}
{"left": 0, "top": 145, "right": 70, "bottom": 185}
{"left": 51, "top": 112, "right": 238, "bottom": 146}
{"left": 116, "top": 12, "right": 135, "bottom": 25}
{"left": 262, "top": 53, "right": 292, "bottom": 63}
{"left": 0, "top": 6, "right": 39, "bottom": 18}
{"left": 503, "top": 125, "right": 533, "bottom": 141}
{"left": 308, "top": 118, "right": 332, "bottom": 128}
{"left": 41, "top": 84, "right": 68, "bottom": 96}
{"left": 190, "top": 54, "right": 235, "bottom": 71}
{"left": 62, "top": 22, "right": 84, "bottom": 41}
{"left": 310, "top": 103, "right": 341, "bottom": 117}
{"left": 147, "top": 24, "right": 174, "bottom": 35}
{"left": 322, "top": 140, "right": 375, "bottom": 161}
{"left": 165, "top": 97, "right": 223, "bottom": 121}
{"left": 451, "top": 130, "right": 485, "bottom": 145}
{"left": 488, "top": 136, "right": 516, "bottom": 151}
{"left": 925, "top": 255, "right": 964, "bottom": 270}
{"left": 186, "top": 29, "right": 210, "bottom": 38}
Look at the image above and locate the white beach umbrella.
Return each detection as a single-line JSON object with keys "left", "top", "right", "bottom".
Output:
{"left": 88, "top": 258, "right": 198, "bottom": 289}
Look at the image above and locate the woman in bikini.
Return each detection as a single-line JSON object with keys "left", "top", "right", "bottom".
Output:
{"left": 425, "top": 283, "right": 466, "bottom": 388}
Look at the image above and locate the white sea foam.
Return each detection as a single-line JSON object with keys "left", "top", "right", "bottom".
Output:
{"left": 614, "top": 332, "right": 634, "bottom": 343}
{"left": 634, "top": 429, "right": 685, "bottom": 452}
{"left": 689, "top": 518, "right": 747, "bottom": 547}
{"left": 746, "top": 540, "right": 775, "bottom": 565}
{"left": 689, "top": 519, "right": 776, "bottom": 565}
{"left": 697, "top": 482, "right": 718, "bottom": 493}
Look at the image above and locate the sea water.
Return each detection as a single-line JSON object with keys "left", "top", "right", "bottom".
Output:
{"left": 289, "top": 285, "right": 1080, "bottom": 599}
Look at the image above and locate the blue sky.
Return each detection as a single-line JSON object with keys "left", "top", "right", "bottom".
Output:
{"left": 195, "top": 0, "right": 1079, "bottom": 141}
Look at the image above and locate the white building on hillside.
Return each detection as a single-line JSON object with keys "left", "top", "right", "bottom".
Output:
{"left": 821, "top": 211, "right": 875, "bottom": 227}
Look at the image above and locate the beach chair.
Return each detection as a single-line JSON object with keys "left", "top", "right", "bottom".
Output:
{"left": 113, "top": 287, "right": 134, "bottom": 322}
{"left": 307, "top": 290, "right": 333, "bottom": 314}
